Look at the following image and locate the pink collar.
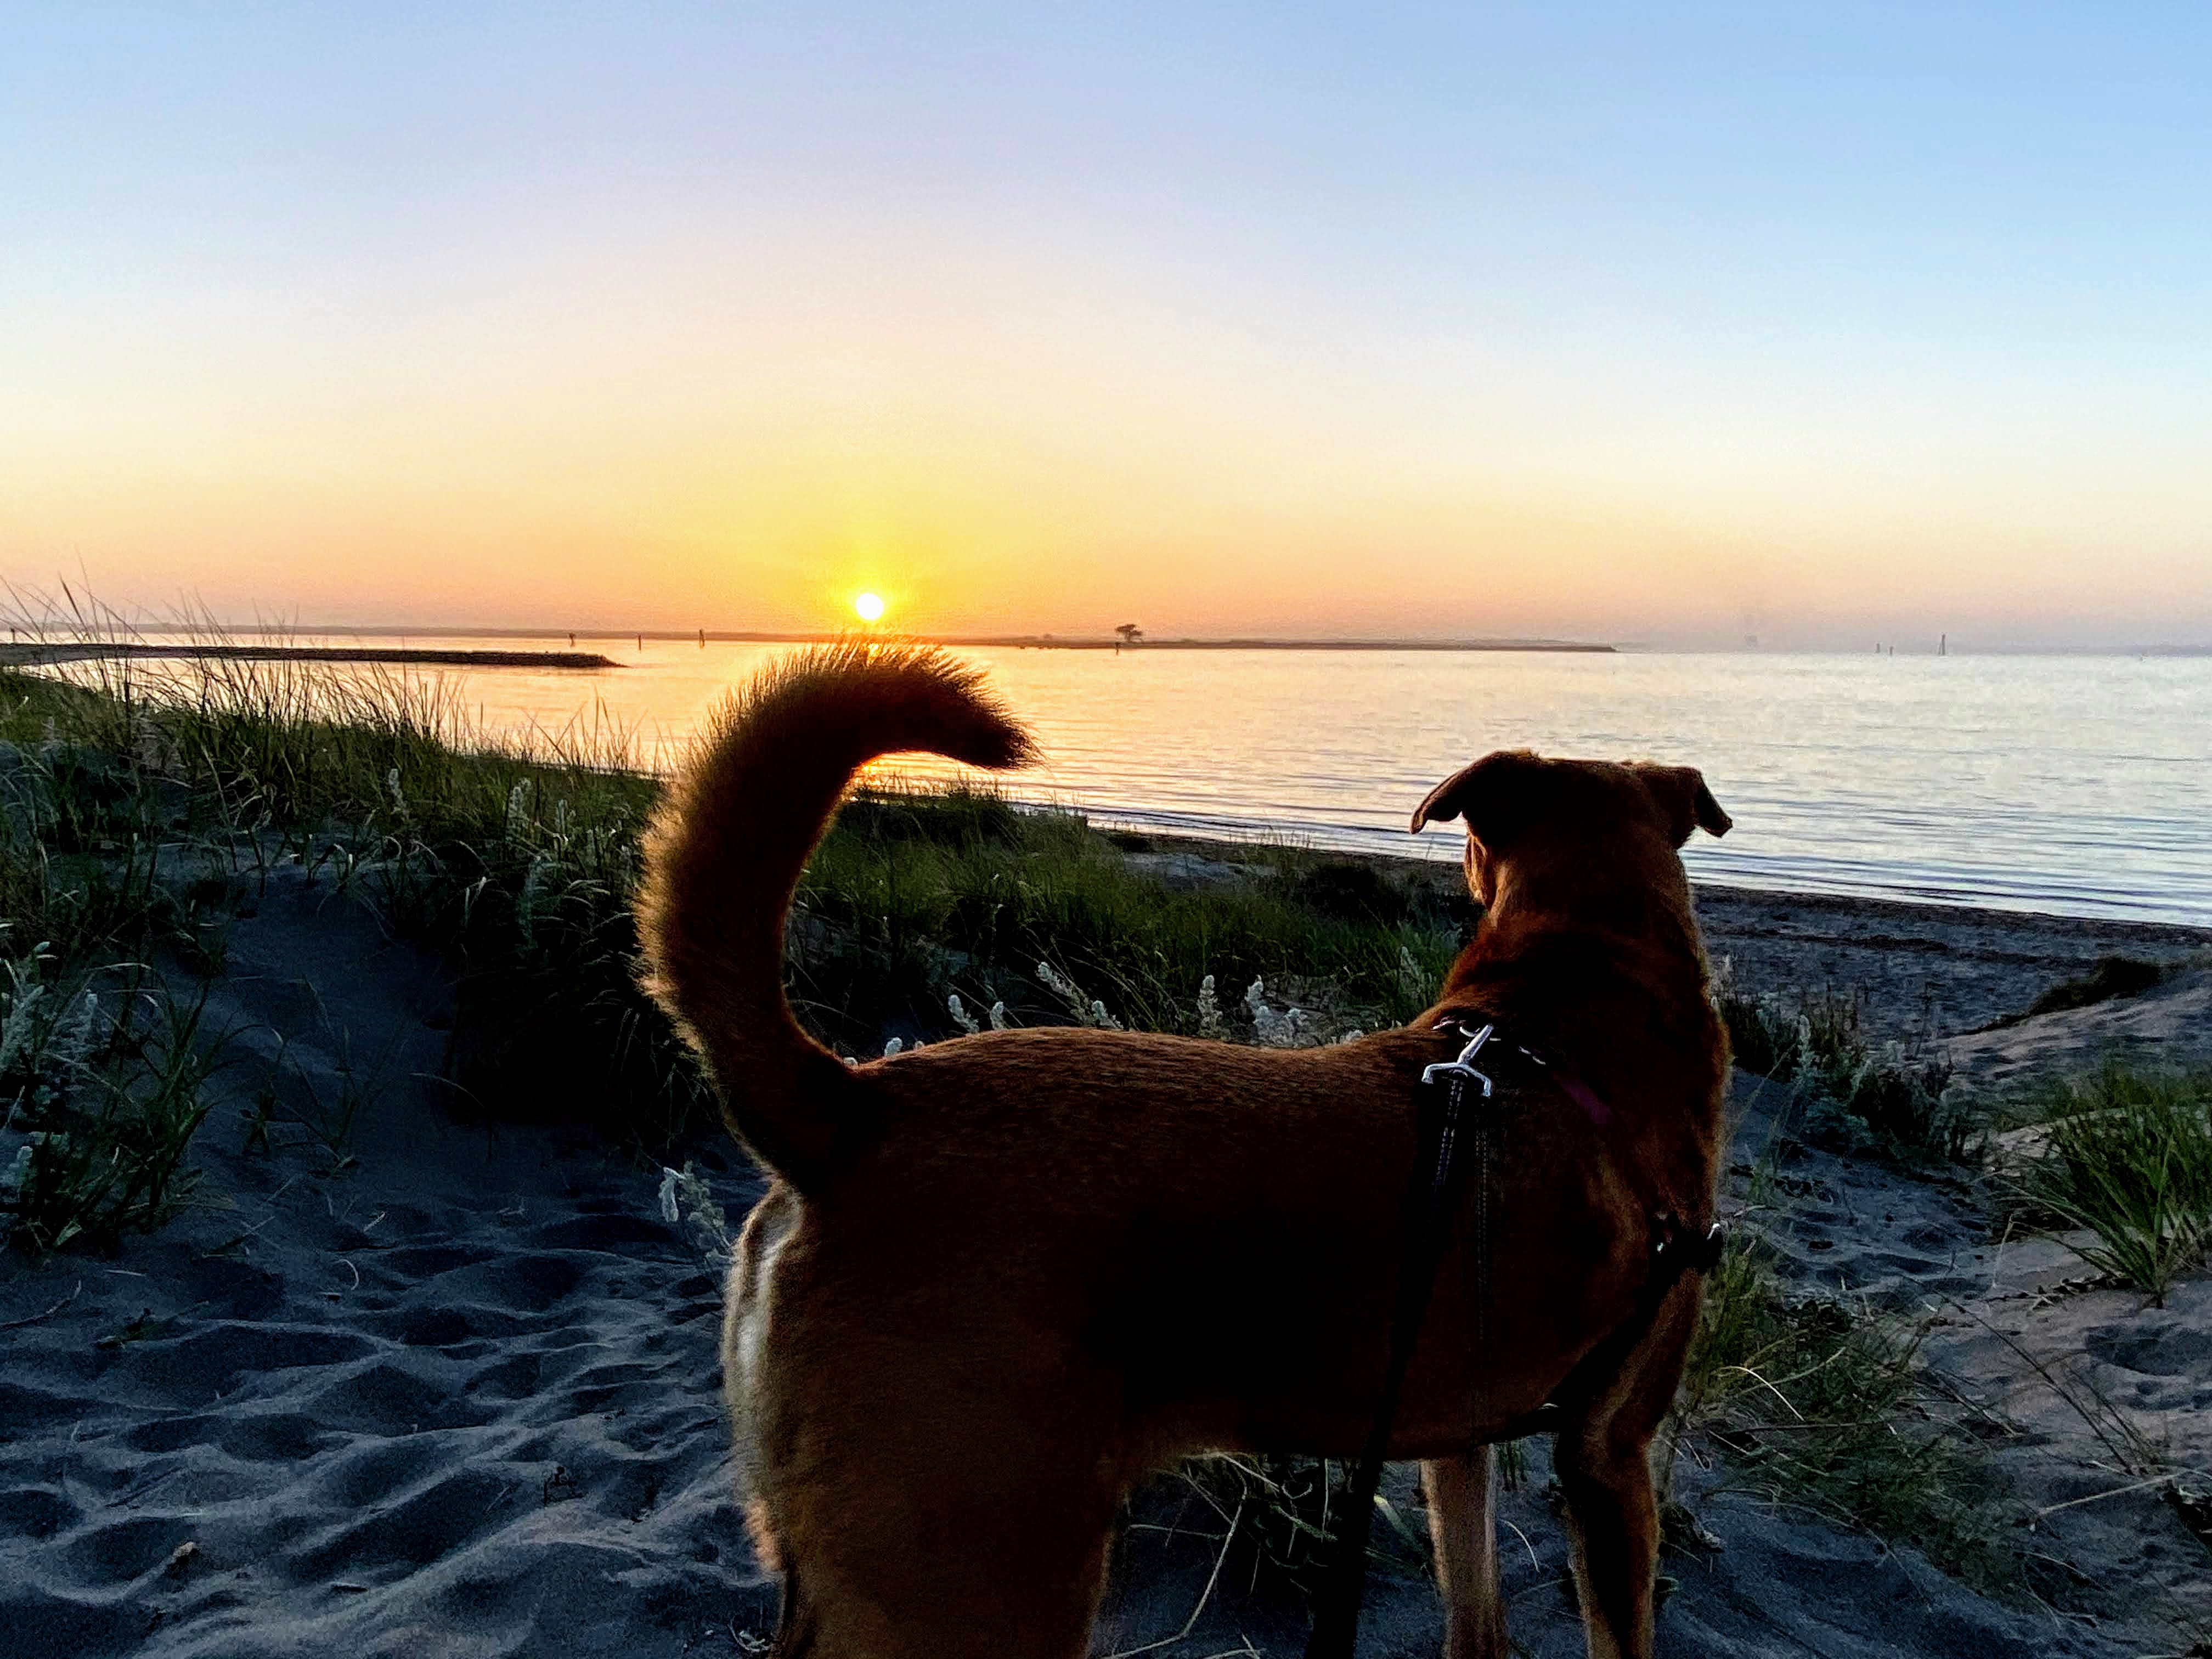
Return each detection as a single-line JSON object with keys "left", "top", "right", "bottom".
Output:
{"left": 1521, "top": 1049, "right": 1613, "bottom": 1127}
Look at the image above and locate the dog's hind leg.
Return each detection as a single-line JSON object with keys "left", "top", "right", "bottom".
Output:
{"left": 755, "top": 1360, "right": 1122, "bottom": 1659}
{"left": 1552, "top": 1421, "right": 1659, "bottom": 1659}
{"left": 772, "top": 1476, "right": 1117, "bottom": 1659}
{"left": 1423, "top": 1446, "right": 1506, "bottom": 1659}
{"left": 1553, "top": 1288, "right": 1700, "bottom": 1659}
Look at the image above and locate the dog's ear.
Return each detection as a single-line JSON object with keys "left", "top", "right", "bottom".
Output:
{"left": 1633, "top": 764, "right": 1731, "bottom": 847}
{"left": 1409, "top": 750, "right": 1548, "bottom": 843}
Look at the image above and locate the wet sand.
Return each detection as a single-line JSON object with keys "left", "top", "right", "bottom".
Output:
{"left": 1118, "top": 827, "right": 2212, "bottom": 1037}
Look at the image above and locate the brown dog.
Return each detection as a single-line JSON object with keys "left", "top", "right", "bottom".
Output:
{"left": 637, "top": 642, "right": 1732, "bottom": 1659}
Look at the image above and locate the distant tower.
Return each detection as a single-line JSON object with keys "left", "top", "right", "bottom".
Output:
{"left": 1940, "top": 633, "right": 1947, "bottom": 657}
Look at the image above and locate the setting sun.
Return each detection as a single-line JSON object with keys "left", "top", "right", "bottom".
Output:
{"left": 853, "top": 591, "right": 885, "bottom": 623}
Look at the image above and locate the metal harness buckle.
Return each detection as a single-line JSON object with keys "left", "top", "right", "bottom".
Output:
{"left": 1422, "top": 1018, "right": 1497, "bottom": 1096}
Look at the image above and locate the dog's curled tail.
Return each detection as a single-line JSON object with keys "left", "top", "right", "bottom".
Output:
{"left": 637, "top": 640, "right": 1036, "bottom": 1188}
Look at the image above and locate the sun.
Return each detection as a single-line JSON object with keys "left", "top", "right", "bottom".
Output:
{"left": 853, "top": 591, "right": 886, "bottom": 624}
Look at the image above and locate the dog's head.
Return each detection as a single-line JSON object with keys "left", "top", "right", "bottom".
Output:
{"left": 1410, "top": 751, "right": 1730, "bottom": 906}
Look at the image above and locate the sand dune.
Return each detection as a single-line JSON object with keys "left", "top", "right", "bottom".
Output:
{"left": 1, "top": 869, "right": 774, "bottom": 1658}
{"left": 2, "top": 871, "right": 2206, "bottom": 1656}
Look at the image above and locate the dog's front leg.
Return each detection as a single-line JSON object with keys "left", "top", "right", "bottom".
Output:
{"left": 1423, "top": 1447, "right": 1506, "bottom": 1659}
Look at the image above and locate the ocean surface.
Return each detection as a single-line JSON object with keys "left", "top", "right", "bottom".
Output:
{"left": 106, "top": 637, "right": 2212, "bottom": 926}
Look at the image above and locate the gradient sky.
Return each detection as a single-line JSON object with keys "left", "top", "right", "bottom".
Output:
{"left": 5, "top": 4, "right": 2209, "bottom": 647}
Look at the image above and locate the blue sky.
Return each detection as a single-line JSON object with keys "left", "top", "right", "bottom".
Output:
{"left": 4, "top": 4, "right": 2208, "bottom": 644}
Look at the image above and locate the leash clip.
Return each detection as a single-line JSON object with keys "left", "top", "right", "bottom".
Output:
{"left": 1422, "top": 1019, "right": 1496, "bottom": 1097}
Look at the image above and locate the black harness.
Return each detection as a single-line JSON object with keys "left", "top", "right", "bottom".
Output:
{"left": 1302, "top": 1019, "right": 1724, "bottom": 1659}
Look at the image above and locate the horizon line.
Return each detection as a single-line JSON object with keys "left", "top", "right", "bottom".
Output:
{"left": 5, "top": 620, "right": 1620, "bottom": 653}
{"left": 9, "top": 619, "right": 2210, "bottom": 657}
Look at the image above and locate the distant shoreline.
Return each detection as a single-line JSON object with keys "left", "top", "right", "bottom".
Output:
{"left": 930, "top": 635, "right": 1618, "bottom": 652}
{"left": 73, "top": 628, "right": 1620, "bottom": 654}
{"left": 0, "top": 644, "right": 621, "bottom": 670}
{"left": 20, "top": 627, "right": 2212, "bottom": 656}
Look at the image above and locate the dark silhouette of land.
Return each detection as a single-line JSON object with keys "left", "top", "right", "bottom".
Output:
{"left": 0, "top": 643, "right": 620, "bottom": 670}
{"left": 933, "top": 635, "right": 1615, "bottom": 652}
{"left": 187, "top": 629, "right": 1616, "bottom": 653}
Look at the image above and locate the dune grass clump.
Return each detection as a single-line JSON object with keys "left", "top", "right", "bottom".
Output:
{"left": 0, "top": 677, "right": 239, "bottom": 1252}
{"left": 0, "top": 609, "right": 317, "bottom": 1229}
{"left": 1665, "top": 1221, "right": 2023, "bottom": 1597}
{"left": 2010, "top": 1065, "right": 2212, "bottom": 1305}
{"left": 1714, "top": 966, "right": 1968, "bottom": 1162}
{"left": 0, "top": 940, "right": 225, "bottom": 1254}
{"left": 0, "top": 636, "right": 705, "bottom": 1164}
{"left": 0, "top": 621, "right": 1465, "bottom": 1164}
{"left": 791, "top": 785, "right": 1460, "bottom": 1057}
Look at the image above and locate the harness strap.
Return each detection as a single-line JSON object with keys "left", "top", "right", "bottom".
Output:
{"left": 1302, "top": 1024, "right": 1726, "bottom": 1659}
{"left": 1304, "top": 1022, "right": 1494, "bottom": 1659}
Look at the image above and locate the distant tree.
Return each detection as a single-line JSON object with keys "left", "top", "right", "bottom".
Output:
{"left": 1115, "top": 623, "right": 1144, "bottom": 645}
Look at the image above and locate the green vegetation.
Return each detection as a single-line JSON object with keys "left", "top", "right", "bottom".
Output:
{"left": 0, "top": 958, "right": 224, "bottom": 1255}
{"left": 1664, "top": 1214, "right": 2023, "bottom": 1598}
{"left": 0, "top": 648, "right": 701, "bottom": 1168}
{"left": 0, "top": 685, "right": 242, "bottom": 1252}
{"left": 796, "top": 795, "right": 1460, "bottom": 1056}
{"left": 0, "top": 647, "right": 693, "bottom": 1248}
{"left": 2008, "top": 1064, "right": 2212, "bottom": 1305}
{"left": 0, "top": 645, "right": 1465, "bottom": 1249}
{"left": 1714, "top": 967, "right": 1968, "bottom": 1161}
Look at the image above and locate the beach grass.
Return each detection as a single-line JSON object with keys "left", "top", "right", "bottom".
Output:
{"left": 0, "top": 704, "right": 242, "bottom": 1252}
{"left": 0, "top": 639, "right": 1466, "bottom": 1246}
{"left": 1664, "top": 1215, "right": 2024, "bottom": 1597}
{"left": 793, "top": 788, "right": 1460, "bottom": 1056}
{"left": 0, "top": 628, "right": 2062, "bottom": 1569}
{"left": 2006, "top": 1064, "right": 2212, "bottom": 1305}
{"left": 1714, "top": 967, "right": 1971, "bottom": 1161}
{"left": 0, "top": 972, "right": 223, "bottom": 1254}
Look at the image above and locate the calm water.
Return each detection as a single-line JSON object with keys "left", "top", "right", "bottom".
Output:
{"left": 125, "top": 638, "right": 2212, "bottom": 925}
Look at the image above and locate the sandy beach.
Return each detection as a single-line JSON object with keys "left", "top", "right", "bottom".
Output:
{"left": 3, "top": 842, "right": 2208, "bottom": 1658}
